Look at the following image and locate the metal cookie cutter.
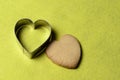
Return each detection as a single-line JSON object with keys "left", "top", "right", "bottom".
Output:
{"left": 14, "top": 18, "right": 52, "bottom": 58}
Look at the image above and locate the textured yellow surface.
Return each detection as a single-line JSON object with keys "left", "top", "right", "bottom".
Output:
{"left": 0, "top": 0, "right": 120, "bottom": 80}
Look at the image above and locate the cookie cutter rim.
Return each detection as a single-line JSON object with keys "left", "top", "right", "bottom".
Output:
{"left": 14, "top": 18, "right": 52, "bottom": 58}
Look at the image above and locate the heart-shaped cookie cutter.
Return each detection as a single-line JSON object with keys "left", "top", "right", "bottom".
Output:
{"left": 14, "top": 18, "right": 52, "bottom": 58}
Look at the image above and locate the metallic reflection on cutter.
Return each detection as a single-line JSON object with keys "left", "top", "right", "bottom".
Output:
{"left": 14, "top": 18, "right": 52, "bottom": 58}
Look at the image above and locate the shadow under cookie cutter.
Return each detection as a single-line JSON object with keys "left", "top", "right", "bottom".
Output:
{"left": 14, "top": 18, "right": 52, "bottom": 58}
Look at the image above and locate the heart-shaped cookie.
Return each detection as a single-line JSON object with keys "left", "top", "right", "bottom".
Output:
{"left": 46, "top": 34, "right": 81, "bottom": 69}
{"left": 15, "top": 18, "right": 52, "bottom": 58}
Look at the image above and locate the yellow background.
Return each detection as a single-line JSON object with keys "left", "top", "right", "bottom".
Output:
{"left": 0, "top": 0, "right": 120, "bottom": 80}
